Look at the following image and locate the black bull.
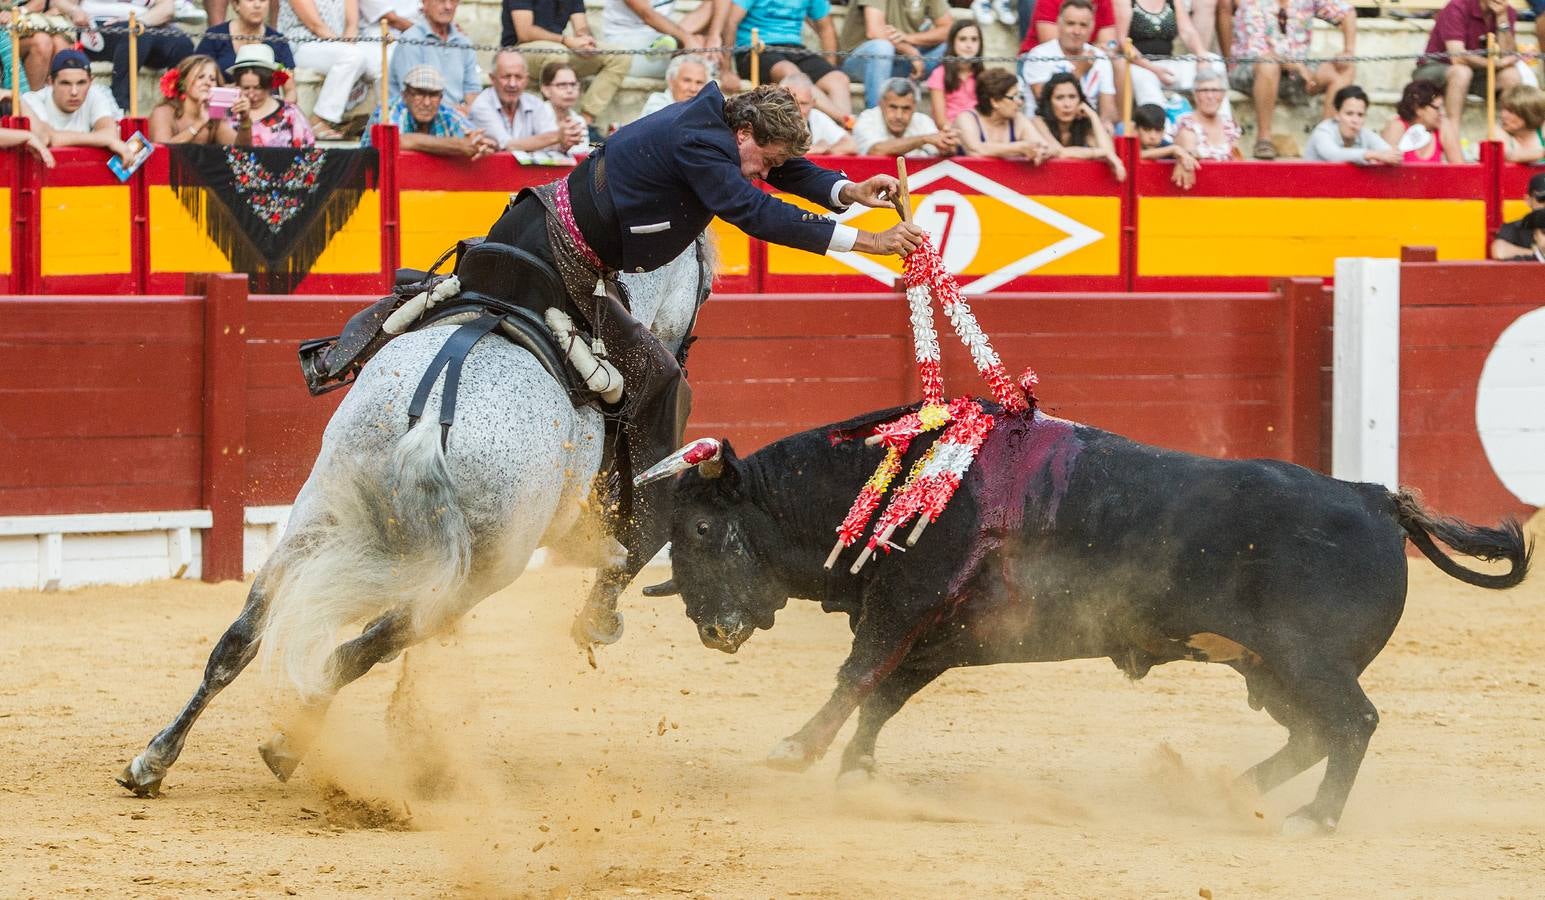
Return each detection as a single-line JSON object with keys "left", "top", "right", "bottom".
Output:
{"left": 649, "top": 405, "right": 1531, "bottom": 835}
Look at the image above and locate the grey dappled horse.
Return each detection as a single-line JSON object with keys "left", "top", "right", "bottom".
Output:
{"left": 116, "top": 241, "right": 710, "bottom": 797}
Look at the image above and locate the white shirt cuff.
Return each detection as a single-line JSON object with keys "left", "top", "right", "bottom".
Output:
{"left": 827, "top": 224, "right": 858, "bottom": 254}
{"left": 830, "top": 179, "right": 854, "bottom": 209}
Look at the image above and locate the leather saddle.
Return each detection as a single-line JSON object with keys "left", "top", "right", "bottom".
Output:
{"left": 298, "top": 239, "right": 602, "bottom": 407}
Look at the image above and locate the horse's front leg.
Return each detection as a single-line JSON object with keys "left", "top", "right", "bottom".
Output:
{"left": 570, "top": 477, "right": 673, "bottom": 648}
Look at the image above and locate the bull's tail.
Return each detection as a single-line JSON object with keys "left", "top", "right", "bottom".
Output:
{"left": 1393, "top": 489, "right": 1532, "bottom": 590}
{"left": 260, "top": 419, "right": 474, "bottom": 700}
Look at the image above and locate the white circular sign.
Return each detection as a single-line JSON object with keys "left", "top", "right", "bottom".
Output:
{"left": 913, "top": 190, "right": 980, "bottom": 275}
{"left": 1475, "top": 306, "right": 1545, "bottom": 505}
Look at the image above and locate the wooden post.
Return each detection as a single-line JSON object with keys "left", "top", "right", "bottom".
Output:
{"left": 1486, "top": 33, "right": 1497, "bottom": 142}
{"left": 7, "top": 16, "right": 18, "bottom": 118}
{"left": 122, "top": 118, "right": 150, "bottom": 292}
{"left": 1482, "top": 137, "right": 1504, "bottom": 249}
{"left": 1118, "top": 134, "right": 1138, "bottom": 291}
{"left": 894, "top": 156, "right": 910, "bottom": 223}
{"left": 1120, "top": 39, "right": 1135, "bottom": 137}
{"left": 198, "top": 273, "right": 250, "bottom": 583}
{"left": 128, "top": 12, "right": 140, "bottom": 120}
{"left": 750, "top": 28, "right": 760, "bottom": 88}
{"left": 373, "top": 122, "right": 401, "bottom": 287}
{"left": 1276, "top": 276, "right": 1332, "bottom": 472}
{"left": 380, "top": 19, "right": 391, "bottom": 123}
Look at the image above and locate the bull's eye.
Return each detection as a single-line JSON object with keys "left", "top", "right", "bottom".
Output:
{"left": 695, "top": 520, "right": 710, "bottom": 537}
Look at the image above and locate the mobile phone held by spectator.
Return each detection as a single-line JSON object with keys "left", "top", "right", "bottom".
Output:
{"left": 108, "top": 133, "right": 154, "bottom": 182}
{"left": 208, "top": 87, "right": 240, "bottom": 120}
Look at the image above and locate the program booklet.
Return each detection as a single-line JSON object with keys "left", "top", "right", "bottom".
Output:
{"left": 107, "top": 132, "right": 154, "bottom": 182}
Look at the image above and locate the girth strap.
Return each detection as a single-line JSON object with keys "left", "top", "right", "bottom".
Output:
{"left": 407, "top": 313, "right": 505, "bottom": 448}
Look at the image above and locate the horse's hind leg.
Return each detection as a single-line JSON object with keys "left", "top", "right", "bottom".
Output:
{"left": 117, "top": 577, "right": 272, "bottom": 797}
{"left": 258, "top": 608, "right": 416, "bottom": 782}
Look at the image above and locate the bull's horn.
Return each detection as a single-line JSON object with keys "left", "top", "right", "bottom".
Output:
{"left": 634, "top": 438, "right": 723, "bottom": 488}
{"left": 641, "top": 578, "right": 678, "bottom": 597}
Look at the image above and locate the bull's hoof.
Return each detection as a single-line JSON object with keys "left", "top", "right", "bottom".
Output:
{"left": 1281, "top": 810, "right": 1335, "bottom": 838}
{"left": 115, "top": 756, "right": 163, "bottom": 798}
{"left": 765, "top": 738, "right": 815, "bottom": 772}
{"left": 570, "top": 608, "right": 624, "bottom": 648}
{"left": 259, "top": 733, "right": 303, "bottom": 783}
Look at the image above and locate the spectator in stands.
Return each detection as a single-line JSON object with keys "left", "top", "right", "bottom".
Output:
{"left": 854, "top": 77, "right": 955, "bottom": 157}
{"left": 534, "top": 60, "right": 592, "bottom": 156}
{"left": 147, "top": 54, "right": 225, "bottom": 144}
{"left": 638, "top": 52, "right": 711, "bottom": 117}
{"left": 502, "top": 0, "right": 632, "bottom": 132}
{"left": 1227, "top": 0, "right": 1356, "bottom": 160}
{"left": 781, "top": 72, "right": 855, "bottom": 153}
{"left": 22, "top": 50, "right": 134, "bottom": 162}
{"left": 1381, "top": 80, "right": 1462, "bottom": 164}
{"left": 1500, "top": 84, "right": 1545, "bottom": 163}
{"left": 1412, "top": 0, "right": 1534, "bottom": 134}
{"left": 195, "top": 0, "right": 298, "bottom": 103}
{"left": 1303, "top": 85, "right": 1400, "bottom": 164}
{"left": 218, "top": 43, "right": 315, "bottom": 146}
{"left": 925, "top": 20, "right": 982, "bottom": 129}
{"left": 1121, "top": 0, "right": 1220, "bottom": 110}
{"left": 0, "top": 125, "right": 56, "bottom": 167}
{"left": 1024, "top": 0, "right": 1112, "bottom": 47}
{"left": 955, "top": 67, "right": 1051, "bottom": 161}
{"left": 360, "top": 0, "right": 419, "bottom": 35}
{"left": 1135, "top": 101, "right": 1197, "bottom": 189}
{"left": 601, "top": 0, "right": 728, "bottom": 78}
{"left": 281, "top": 0, "right": 381, "bottom": 140}
{"left": 363, "top": 64, "right": 497, "bottom": 158}
{"left": 1491, "top": 171, "right": 1545, "bottom": 260}
{"left": 1021, "top": 0, "right": 1117, "bottom": 132}
{"left": 1172, "top": 68, "right": 1239, "bottom": 160}
{"left": 471, "top": 49, "right": 570, "bottom": 151}
{"left": 16, "top": 0, "right": 76, "bottom": 89}
{"left": 1032, "top": 69, "right": 1124, "bottom": 179}
{"left": 838, "top": 0, "right": 952, "bottom": 110}
{"left": 389, "top": 0, "right": 480, "bottom": 112}
{"left": 72, "top": 0, "right": 195, "bottom": 111}
{"left": 723, "top": 0, "right": 853, "bottom": 123}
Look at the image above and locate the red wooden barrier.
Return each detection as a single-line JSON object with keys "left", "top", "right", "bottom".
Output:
{"left": 197, "top": 274, "right": 249, "bottom": 581}
{"left": 1398, "top": 260, "right": 1541, "bottom": 524}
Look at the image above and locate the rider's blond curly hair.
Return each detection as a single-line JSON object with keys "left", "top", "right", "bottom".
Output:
{"left": 723, "top": 85, "right": 812, "bottom": 157}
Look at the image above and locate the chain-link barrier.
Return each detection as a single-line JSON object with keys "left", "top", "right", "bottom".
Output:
{"left": 12, "top": 20, "right": 1534, "bottom": 69}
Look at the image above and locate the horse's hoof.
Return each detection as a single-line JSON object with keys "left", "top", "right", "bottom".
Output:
{"left": 115, "top": 757, "right": 163, "bottom": 798}
{"left": 259, "top": 733, "right": 303, "bottom": 783}
{"left": 765, "top": 738, "right": 815, "bottom": 772}
{"left": 835, "top": 758, "right": 875, "bottom": 790}
{"left": 571, "top": 609, "right": 625, "bottom": 648}
{"left": 1280, "top": 811, "right": 1334, "bottom": 838}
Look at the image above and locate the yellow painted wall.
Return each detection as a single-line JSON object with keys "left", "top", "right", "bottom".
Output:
{"left": 1139, "top": 198, "right": 1487, "bottom": 276}
{"left": 150, "top": 187, "right": 382, "bottom": 274}
{"left": 401, "top": 189, "right": 750, "bottom": 277}
{"left": 1503, "top": 199, "right": 1529, "bottom": 222}
{"left": 40, "top": 186, "right": 131, "bottom": 276}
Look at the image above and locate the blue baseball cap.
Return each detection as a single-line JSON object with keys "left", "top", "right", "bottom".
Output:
{"left": 50, "top": 49, "right": 90, "bottom": 77}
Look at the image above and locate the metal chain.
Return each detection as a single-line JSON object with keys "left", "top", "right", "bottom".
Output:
{"left": 47, "top": 22, "right": 1507, "bottom": 68}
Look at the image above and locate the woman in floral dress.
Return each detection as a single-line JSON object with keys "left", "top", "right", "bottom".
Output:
{"left": 219, "top": 43, "right": 315, "bottom": 148}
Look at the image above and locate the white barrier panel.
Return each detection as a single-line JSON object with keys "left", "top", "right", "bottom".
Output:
{"left": 1333, "top": 258, "right": 1401, "bottom": 489}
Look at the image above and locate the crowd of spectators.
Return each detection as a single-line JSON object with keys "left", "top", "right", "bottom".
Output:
{"left": 1, "top": 0, "right": 1543, "bottom": 182}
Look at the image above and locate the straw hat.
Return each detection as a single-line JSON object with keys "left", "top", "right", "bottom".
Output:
{"left": 226, "top": 43, "right": 281, "bottom": 77}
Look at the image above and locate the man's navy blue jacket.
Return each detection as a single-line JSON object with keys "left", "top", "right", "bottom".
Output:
{"left": 597, "top": 82, "right": 848, "bottom": 272}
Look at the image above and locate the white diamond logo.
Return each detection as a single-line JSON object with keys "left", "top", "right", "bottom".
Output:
{"left": 827, "top": 159, "right": 1105, "bottom": 294}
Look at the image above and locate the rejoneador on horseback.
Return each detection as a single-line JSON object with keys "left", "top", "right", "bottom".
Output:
{"left": 117, "top": 82, "right": 926, "bottom": 796}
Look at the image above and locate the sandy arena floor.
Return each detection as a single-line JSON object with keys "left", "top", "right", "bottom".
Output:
{"left": 2, "top": 536, "right": 1543, "bottom": 898}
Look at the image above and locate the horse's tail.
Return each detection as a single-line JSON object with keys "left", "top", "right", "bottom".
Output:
{"left": 260, "top": 419, "right": 474, "bottom": 700}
